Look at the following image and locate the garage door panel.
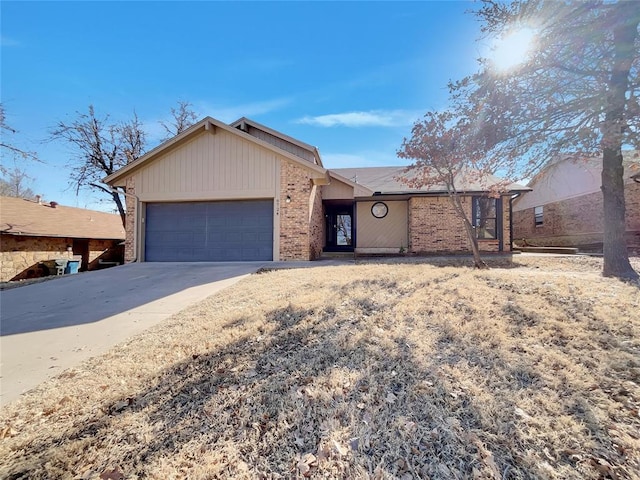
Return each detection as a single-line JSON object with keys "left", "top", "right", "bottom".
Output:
{"left": 145, "top": 200, "right": 273, "bottom": 262}
{"left": 181, "top": 216, "right": 206, "bottom": 229}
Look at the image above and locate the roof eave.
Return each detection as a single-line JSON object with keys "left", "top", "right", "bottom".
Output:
{"left": 104, "top": 116, "right": 327, "bottom": 185}
{"left": 1, "top": 231, "right": 125, "bottom": 240}
{"left": 229, "top": 117, "right": 318, "bottom": 154}
{"left": 327, "top": 170, "right": 374, "bottom": 195}
{"left": 356, "top": 187, "right": 532, "bottom": 197}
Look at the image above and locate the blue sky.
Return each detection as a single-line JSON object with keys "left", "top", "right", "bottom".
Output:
{"left": 1, "top": 1, "right": 486, "bottom": 211}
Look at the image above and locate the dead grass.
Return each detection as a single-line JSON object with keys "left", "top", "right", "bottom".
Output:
{"left": 1, "top": 256, "right": 639, "bottom": 479}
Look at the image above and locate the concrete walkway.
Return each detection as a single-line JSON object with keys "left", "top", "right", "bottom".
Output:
{"left": 0, "top": 262, "right": 266, "bottom": 406}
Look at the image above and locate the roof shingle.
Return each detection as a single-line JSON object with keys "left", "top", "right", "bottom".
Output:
{"left": 331, "top": 166, "right": 529, "bottom": 194}
{"left": 0, "top": 197, "right": 125, "bottom": 239}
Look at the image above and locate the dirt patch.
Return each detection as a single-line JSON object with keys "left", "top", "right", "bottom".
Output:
{"left": 1, "top": 256, "right": 639, "bottom": 479}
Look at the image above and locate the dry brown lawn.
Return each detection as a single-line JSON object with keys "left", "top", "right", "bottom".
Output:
{"left": 1, "top": 255, "right": 639, "bottom": 480}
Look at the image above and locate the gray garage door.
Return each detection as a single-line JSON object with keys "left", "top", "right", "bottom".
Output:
{"left": 145, "top": 200, "right": 273, "bottom": 261}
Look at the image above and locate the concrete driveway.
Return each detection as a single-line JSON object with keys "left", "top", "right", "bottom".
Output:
{"left": 0, "top": 262, "right": 264, "bottom": 406}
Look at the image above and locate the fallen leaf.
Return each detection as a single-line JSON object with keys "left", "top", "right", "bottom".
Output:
{"left": 42, "top": 405, "right": 59, "bottom": 416}
{"left": 299, "top": 452, "right": 316, "bottom": 466}
{"left": 100, "top": 468, "right": 124, "bottom": 480}
{"left": 386, "top": 392, "right": 397, "bottom": 404}
{"left": 589, "top": 458, "right": 618, "bottom": 480}
{"left": 297, "top": 462, "right": 310, "bottom": 477}
{"left": 317, "top": 443, "right": 331, "bottom": 462}
{"left": 333, "top": 439, "right": 348, "bottom": 456}
{"left": 297, "top": 452, "right": 317, "bottom": 477}
{"left": 514, "top": 407, "right": 533, "bottom": 422}
{"left": 0, "top": 426, "right": 18, "bottom": 439}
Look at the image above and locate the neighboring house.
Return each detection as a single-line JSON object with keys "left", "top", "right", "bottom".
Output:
{"left": 512, "top": 153, "right": 640, "bottom": 251}
{"left": 0, "top": 196, "right": 125, "bottom": 281}
{"left": 103, "top": 116, "right": 528, "bottom": 263}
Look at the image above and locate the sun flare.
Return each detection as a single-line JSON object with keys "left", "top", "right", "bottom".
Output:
{"left": 490, "top": 27, "right": 536, "bottom": 72}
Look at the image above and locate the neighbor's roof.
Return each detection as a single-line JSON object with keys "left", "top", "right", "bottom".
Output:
{"left": 331, "top": 166, "right": 530, "bottom": 195}
{"left": 534, "top": 150, "right": 640, "bottom": 185}
{"left": 0, "top": 196, "right": 125, "bottom": 239}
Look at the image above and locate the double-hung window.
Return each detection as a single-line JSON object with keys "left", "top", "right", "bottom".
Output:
{"left": 534, "top": 206, "right": 544, "bottom": 226}
{"left": 473, "top": 197, "right": 498, "bottom": 239}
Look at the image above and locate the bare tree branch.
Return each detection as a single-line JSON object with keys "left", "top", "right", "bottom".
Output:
{"left": 50, "top": 105, "right": 146, "bottom": 226}
{"left": 450, "top": 0, "right": 640, "bottom": 280}
{"left": 0, "top": 104, "right": 40, "bottom": 168}
{"left": 160, "top": 101, "right": 198, "bottom": 139}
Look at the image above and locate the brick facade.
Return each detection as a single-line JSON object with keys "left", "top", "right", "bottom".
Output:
{"left": 120, "top": 161, "right": 324, "bottom": 263}
{"left": 502, "top": 196, "right": 512, "bottom": 252}
{"left": 408, "top": 195, "right": 511, "bottom": 255}
{"left": 0, "top": 235, "right": 122, "bottom": 282}
{"left": 279, "top": 160, "right": 323, "bottom": 261}
{"left": 124, "top": 177, "right": 137, "bottom": 263}
{"left": 513, "top": 184, "right": 640, "bottom": 249}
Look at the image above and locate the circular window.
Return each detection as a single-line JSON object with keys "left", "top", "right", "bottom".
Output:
{"left": 371, "top": 201, "right": 388, "bottom": 219}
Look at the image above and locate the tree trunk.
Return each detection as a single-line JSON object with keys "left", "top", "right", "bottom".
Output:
{"left": 464, "top": 217, "right": 486, "bottom": 269}
{"left": 448, "top": 194, "right": 488, "bottom": 269}
{"left": 112, "top": 190, "right": 126, "bottom": 229}
{"left": 601, "top": 2, "right": 639, "bottom": 280}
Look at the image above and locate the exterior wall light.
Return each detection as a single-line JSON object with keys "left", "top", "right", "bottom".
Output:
{"left": 286, "top": 195, "right": 291, "bottom": 203}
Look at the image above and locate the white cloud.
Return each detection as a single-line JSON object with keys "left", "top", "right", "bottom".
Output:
{"left": 296, "top": 110, "right": 422, "bottom": 128}
{"left": 1, "top": 36, "right": 20, "bottom": 47}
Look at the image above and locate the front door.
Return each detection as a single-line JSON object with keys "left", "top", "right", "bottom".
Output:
{"left": 325, "top": 204, "right": 354, "bottom": 251}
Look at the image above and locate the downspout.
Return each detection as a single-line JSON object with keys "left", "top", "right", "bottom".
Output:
{"left": 112, "top": 188, "right": 140, "bottom": 263}
{"left": 352, "top": 199, "right": 357, "bottom": 260}
{"left": 510, "top": 193, "right": 521, "bottom": 252}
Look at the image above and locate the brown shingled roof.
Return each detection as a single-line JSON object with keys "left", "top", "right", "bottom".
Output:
{"left": 0, "top": 196, "right": 125, "bottom": 240}
{"left": 331, "top": 166, "right": 529, "bottom": 194}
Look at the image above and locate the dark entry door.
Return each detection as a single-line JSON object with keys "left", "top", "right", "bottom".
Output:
{"left": 325, "top": 204, "right": 354, "bottom": 251}
{"left": 73, "top": 239, "right": 89, "bottom": 271}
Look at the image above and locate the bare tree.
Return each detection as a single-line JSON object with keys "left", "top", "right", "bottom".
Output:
{"left": 450, "top": 0, "right": 639, "bottom": 280}
{"left": 398, "top": 111, "right": 509, "bottom": 269}
{"left": 51, "top": 106, "right": 146, "bottom": 226}
{"left": 159, "top": 101, "right": 198, "bottom": 139}
{"left": 335, "top": 214, "right": 352, "bottom": 246}
{"left": 0, "top": 167, "right": 35, "bottom": 198}
{"left": 0, "top": 104, "right": 39, "bottom": 171}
